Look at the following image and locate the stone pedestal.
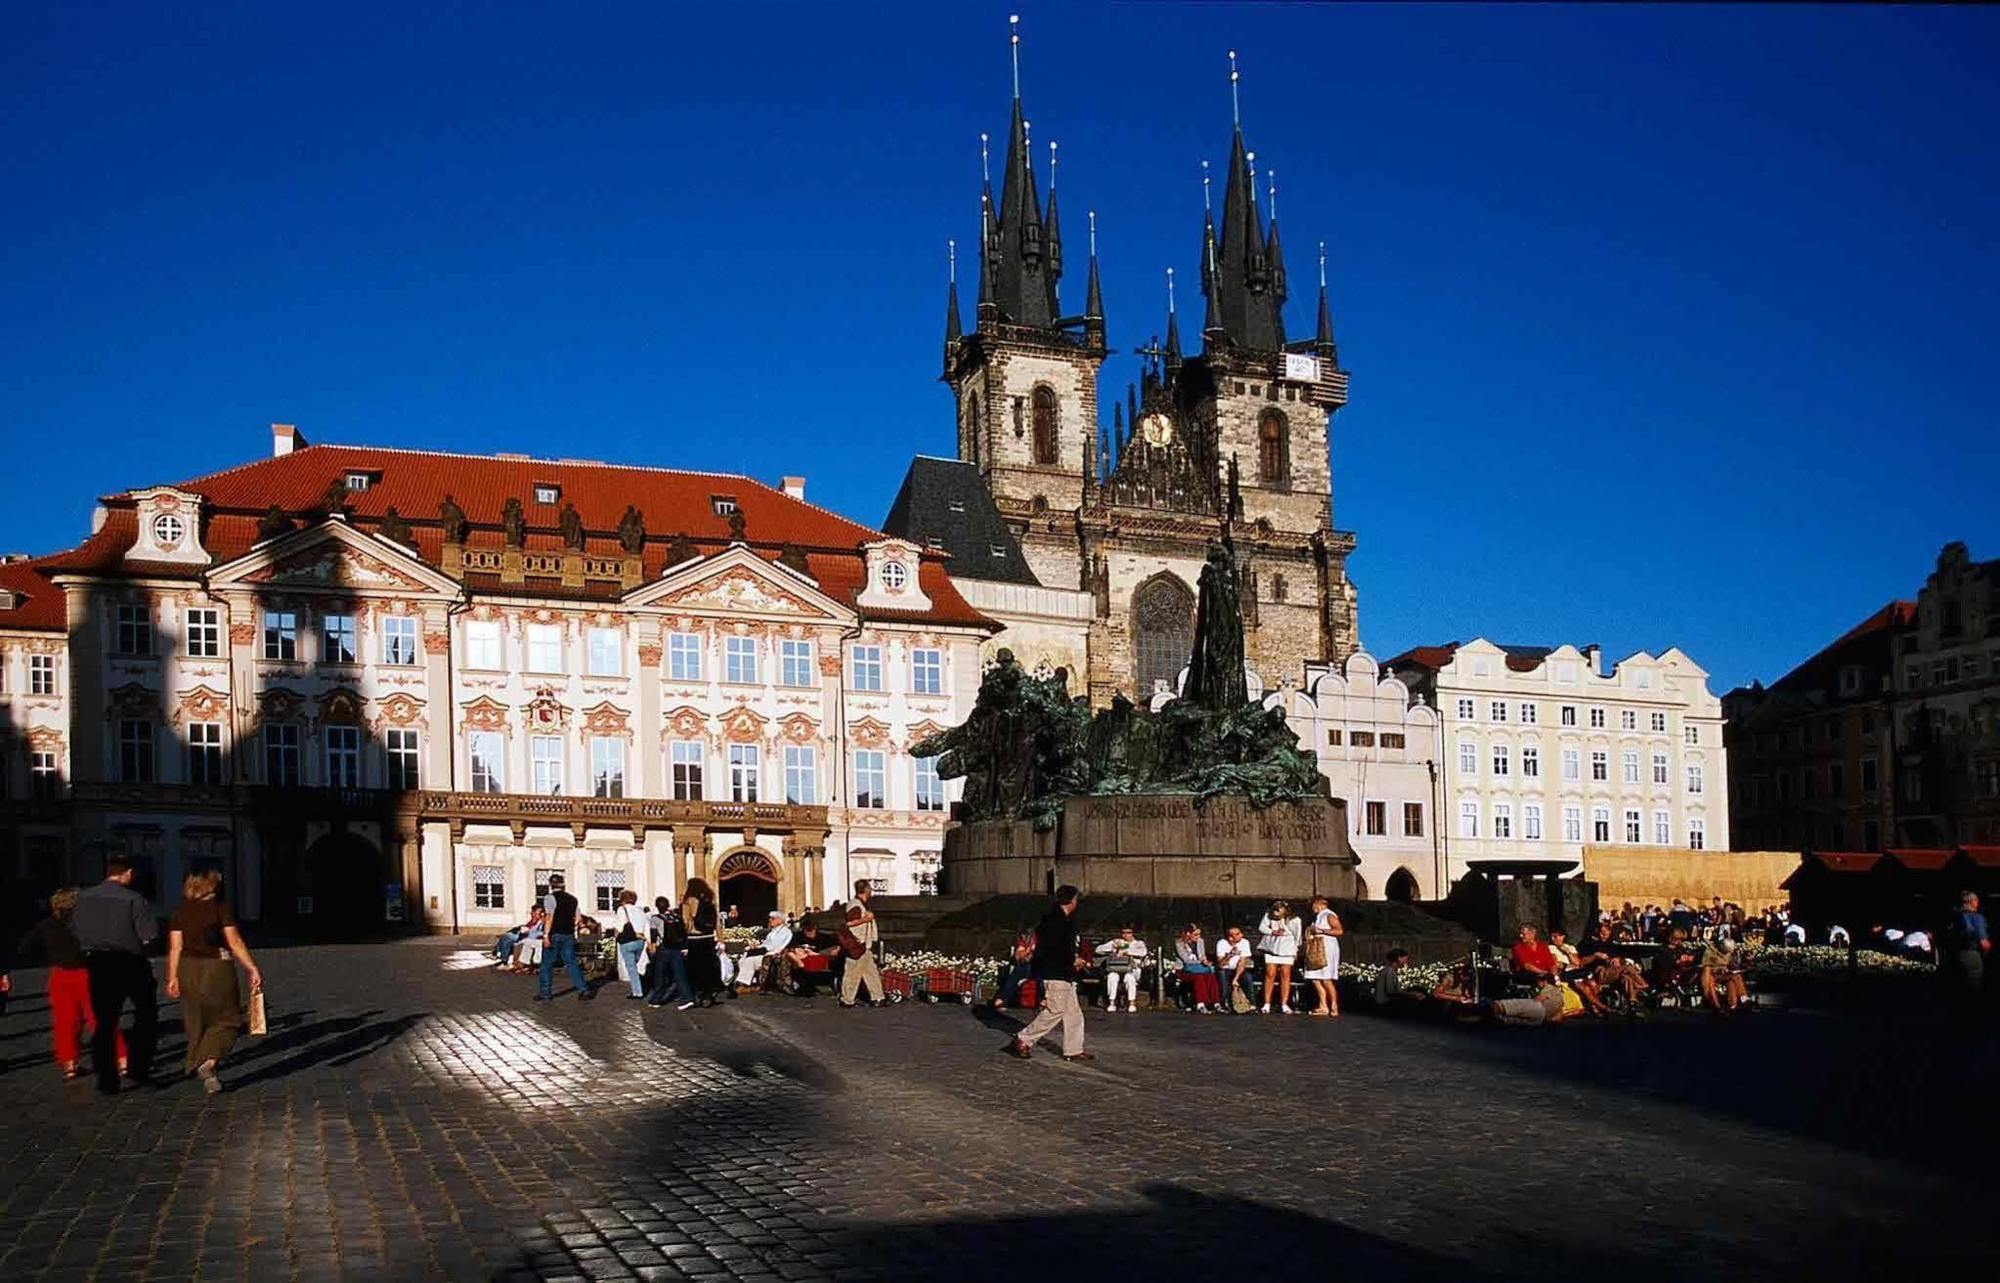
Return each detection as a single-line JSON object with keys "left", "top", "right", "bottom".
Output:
{"left": 941, "top": 794, "right": 1357, "bottom": 901}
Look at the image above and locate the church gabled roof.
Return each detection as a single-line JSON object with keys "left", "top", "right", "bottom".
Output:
{"left": 882, "top": 456, "right": 1039, "bottom": 586}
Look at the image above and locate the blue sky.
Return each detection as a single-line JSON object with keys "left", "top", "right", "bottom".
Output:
{"left": 4, "top": 3, "right": 1996, "bottom": 691}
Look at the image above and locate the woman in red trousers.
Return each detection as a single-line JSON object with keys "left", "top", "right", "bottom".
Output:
{"left": 17, "top": 888, "right": 127, "bottom": 1078}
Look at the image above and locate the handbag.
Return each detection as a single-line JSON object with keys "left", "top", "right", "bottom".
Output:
{"left": 1303, "top": 933, "right": 1328, "bottom": 971}
{"left": 616, "top": 908, "right": 639, "bottom": 945}
{"left": 246, "top": 987, "right": 268, "bottom": 1037}
{"left": 837, "top": 927, "right": 868, "bottom": 960}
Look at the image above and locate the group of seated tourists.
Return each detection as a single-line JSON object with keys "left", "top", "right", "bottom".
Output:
{"left": 1466, "top": 919, "right": 1751, "bottom": 1024}
{"left": 989, "top": 898, "right": 1350, "bottom": 1017}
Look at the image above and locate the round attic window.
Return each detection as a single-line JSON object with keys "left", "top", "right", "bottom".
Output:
{"left": 152, "top": 513, "right": 186, "bottom": 548}
{"left": 881, "top": 561, "right": 909, "bottom": 592}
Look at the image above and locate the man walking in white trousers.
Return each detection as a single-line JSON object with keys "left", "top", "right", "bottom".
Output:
{"left": 1003, "top": 885, "right": 1093, "bottom": 1062}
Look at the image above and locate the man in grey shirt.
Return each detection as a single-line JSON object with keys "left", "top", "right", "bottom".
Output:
{"left": 74, "top": 858, "right": 160, "bottom": 1092}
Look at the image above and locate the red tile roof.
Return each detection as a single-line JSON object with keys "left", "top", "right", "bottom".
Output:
{"left": 1958, "top": 846, "right": 2000, "bottom": 869}
{"left": 0, "top": 557, "right": 66, "bottom": 633}
{"left": 1884, "top": 847, "right": 1956, "bottom": 871}
{"left": 35, "top": 441, "right": 996, "bottom": 630}
{"left": 1809, "top": 852, "right": 1884, "bottom": 874}
{"left": 1384, "top": 644, "right": 1459, "bottom": 671}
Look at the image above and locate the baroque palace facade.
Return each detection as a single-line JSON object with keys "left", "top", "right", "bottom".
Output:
{"left": 914, "top": 51, "right": 1361, "bottom": 707}
{"left": 0, "top": 425, "right": 991, "bottom": 928}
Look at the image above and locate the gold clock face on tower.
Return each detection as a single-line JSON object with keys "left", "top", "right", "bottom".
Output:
{"left": 1140, "top": 412, "right": 1175, "bottom": 446}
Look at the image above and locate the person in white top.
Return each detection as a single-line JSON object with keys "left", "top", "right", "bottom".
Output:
{"left": 1094, "top": 927, "right": 1149, "bottom": 1012}
{"left": 610, "top": 890, "right": 652, "bottom": 999}
{"left": 1300, "top": 895, "right": 1344, "bottom": 1017}
{"left": 1215, "top": 927, "right": 1253, "bottom": 1012}
{"left": 738, "top": 911, "right": 794, "bottom": 990}
{"left": 1257, "top": 900, "right": 1303, "bottom": 1014}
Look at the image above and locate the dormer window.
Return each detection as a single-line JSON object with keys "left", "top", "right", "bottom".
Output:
{"left": 344, "top": 471, "right": 377, "bottom": 492}
{"left": 533, "top": 483, "right": 560, "bottom": 505}
{"left": 711, "top": 496, "right": 738, "bottom": 516}
{"left": 882, "top": 561, "right": 908, "bottom": 592}
{"left": 990, "top": 544, "right": 1006, "bottom": 557}
{"left": 947, "top": 499, "right": 966, "bottom": 513}
{"left": 925, "top": 537, "right": 945, "bottom": 550}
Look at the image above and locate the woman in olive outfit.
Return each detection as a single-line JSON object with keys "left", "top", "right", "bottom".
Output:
{"left": 165, "top": 869, "right": 262, "bottom": 1094}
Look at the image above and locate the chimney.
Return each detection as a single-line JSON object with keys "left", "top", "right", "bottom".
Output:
{"left": 781, "top": 476, "right": 806, "bottom": 501}
{"left": 1584, "top": 644, "right": 1602, "bottom": 676}
{"left": 272, "top": 423, "right": 304, "bottom": 457}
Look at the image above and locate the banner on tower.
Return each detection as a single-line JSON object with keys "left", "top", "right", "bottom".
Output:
{"left": 1283, "top": 353, "right": 1321, "bottom": 384}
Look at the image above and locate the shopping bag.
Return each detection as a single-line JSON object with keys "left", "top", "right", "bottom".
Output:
{"left": 247, "top": 987, "right": 268, "bottom": 1036}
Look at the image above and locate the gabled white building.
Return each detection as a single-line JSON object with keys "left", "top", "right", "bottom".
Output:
{"left": 1385, "top": 640, "right": 1730, "bottom": 866}
{"left": 1272, "top": 652, "right": 1445, "bottom": 900}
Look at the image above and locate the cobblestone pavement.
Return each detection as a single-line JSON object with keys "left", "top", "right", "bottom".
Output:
{"left": 1, "top": 937, "right": 1992, "bottom": 1282}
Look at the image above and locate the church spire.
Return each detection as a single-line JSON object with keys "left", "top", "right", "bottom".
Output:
{"left": 1265, "top": 168, "right": 1288, "bottom": 307}
{"left": 1207, "top": 51, "right": 1285, "bottom": 352}
{"left": 1044, "top": 140, "right": 1063, "bottom": 310}
{"left": 1164, "top": 267, "right": 1182, "bottom": 368}
{"left": 980, "top": 16, "right": 1058, "bottom": 329}
{"left": 1314, "top": 240, "right": 1336, "bottom": 356}
{"left": 1084, "top": 210, "right": 1104, "bottom": 327}
{"left": 943, "top": 239, "right": 963, "bottom": 369}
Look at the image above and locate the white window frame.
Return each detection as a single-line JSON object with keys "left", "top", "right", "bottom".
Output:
{"left": 1364, "top": 800, "right": 1387, "bottom": 837}
{"left": 1688, "top": 818, "right": 1707, "bottom": 851}
{"left": 1492, "top": 744, "right": 1510, "bottom": 777}
{"left": 465, "top": 619, "right": 502, "bottom": 670}
{"left": 1684, "top": 724, "right": 1700, "bottom": 746}
{"left": 1620, "top": 709, "right": 1637, "bottom": 732}
{"left": 31, "top": 749, "right": 61, "bottom": 797}
{"left": 30, "top": 653, "right": 56, "bottom": 695}
{"left": 1652, "top": 752, "right": 1670, "bottom": 785}
{"left": 1589, "top": 707, "right": 1606, "bottom": 729}
{"left": 1458, "top": 739, "right": 1477, "bottom": 776}
{"left": 1489, "top": 700, "right": 1508, "bottom": 723}
{"left": 188, "top": 721, "right": 224, "bottom": 785}
{"left": 1521, "top": 744, "right": 1540, "bottom": 778}
{"left": 115, "top": 604, "right": 153, "bottom": 656}
{"left": 1560, "top": 705, "right": 1577, "bottom": 727}
{"left": 668, "top": 632, "right": 702, "bottom": 682}
{"left": 728, "top": 743, "right": 761, "bottom": 802}
{"left": 1493, "top": 802, "right": 1513, "bottom": 839}
{"left": 1624, "top": 808, "right": 1642, "bottom": 843}
{"left": 587, "top": 628, "right": 623, "bottom": 677}
{"left": 850, "top": 644, "right": 884, "bottom": 693}
{"left": 265, "top": 723, "right": 301, "bottom": 787}
{"left": 914, "top": 755, "right": 946, "bottom": 812}
{"left": 263, "top": 610, "right": 297, "bottom": 661}
{"left": 1563, "top": 806, "right": 1582, "bottom": 843}
{"left": 1459, "top": 800, "right": 1479, "bottom": 839}
{"left": 1519, "top": 702, "right": 1537, "bottom": 725}
{"left": 322, "top": 612, "right": 358, "bottom": 665}
{"left": 910, "top": 648, "right": 944, "bottom": 696}
{"left": 1523, "top": 803, "right": 1543, "bottom": 841}
{"left": 854, "top": 749, "right": 887, "bottom": 808}
{"left": 531, "top": 735, "right": 564, "bottom": 795}
{"left": 472, "top": 865, "right": 506, "bottom": 910}
{"left": 590, "top": 736, "right": 626, "bottom": 799}
{"left": 469, "top": 731, "right": 504, "bottom": 793}
{"left": 593, "top": 868, "right": 626, "bottom": 913}
{"left": 185, "top": 607, "right": 220, "bottom": 658}
{"left": 670, "top": 740, "right": 705, "bottom": 800}
{"left": 1456, "top": 698, "right": 1475, "bottom": 721}
{"left": 1686, "top": 764, "right": 1704, "bottom": 794}
{"left": 1653, "top": 810, "right": 1671, "bottom": 846}
{"left": 724, "top": 636, "right": 760, "bottom": 685}
{"left": 1622, "top": 751, "right": 1640, "bottom": 785}
{"left": 780, "top": 639, "right": 815, "bottom": 688}
{"left": 382, "top": 615, "right": 419, "bottom": 666}
{"left": 1561, "top": 748, "right": 1580, "bottom": 782}
{"left": 1403, "top": 802, "right": 1424, "bottom": 838}
{"left": 325, "top": 724, "right": 362, "bottom": 789}
{"left": 1591, "top": 750, "right": 1608, "bottom": 782}
{"left": 1592, "top": 805, "right": 1611, "bottom": 843}
{"left": 783, "top": 745, "right": 818, "bottom": 805}
{"left": 386, "top": 728, "right": 420, "bottom": 790}
{"left": 527, "top": 624, "right": 563, "bottom": 674}
{"left": 1651, "top": 711, "right": 1668, "bottom": 733}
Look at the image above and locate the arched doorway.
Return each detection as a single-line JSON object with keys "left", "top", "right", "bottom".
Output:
{"left": 1385, "top": 867, "right": 1421, "bottom": 904}
{"left": 717, "top": 848, "right": 780, "bottom": 923}
{"left": 295, "top": 829, "right": 389, "bottom": 939}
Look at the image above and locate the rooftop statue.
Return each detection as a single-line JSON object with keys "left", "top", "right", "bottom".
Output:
{"left": 914, "top": 541, "right": 1324, "bottom": 828}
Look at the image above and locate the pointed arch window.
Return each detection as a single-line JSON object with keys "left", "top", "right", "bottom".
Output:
{"left": 965, "top": 390, "right": 981, "bottom": 466}
{"left": 1257, "top": 408, "right": 1289, "bottom": 485}
{"left": 1031, "top": 385, "right": 1060, "bottom": 466}
{"left": 1132, "top": 575, "right": 1195, "bottom": 701}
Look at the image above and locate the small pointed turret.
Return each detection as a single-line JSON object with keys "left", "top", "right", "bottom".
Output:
{"left": 1084, "top": 210, "right": 1104, "bottom": 328}
{"left": 1164, "top": 267, "right": 1182, "bottom": 369}
{"left": 1314, "top": 241, "right": 1336, "bottom": 356}
{"left": 1265, "top": 169, "right": 1288, "bottom": 306}
{"left": 943, "top": 240, "right": 963, "bottom": 375}
{"left": 1044, "top": 140, "right": 1064, "bottom": 294}
{"left": 979, "top": 17, "right": 1059, "bottom": 329}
